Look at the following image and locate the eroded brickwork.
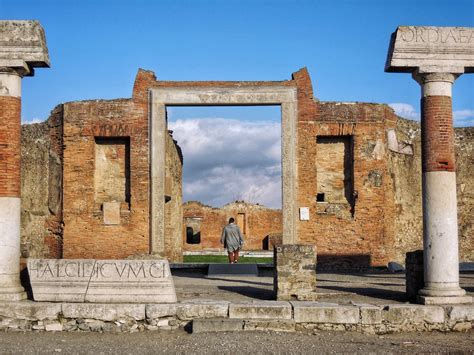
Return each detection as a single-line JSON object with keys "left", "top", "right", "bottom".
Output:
{"left": 183, "top": 201, "right": 282, "bottom": 251}
{"left": 0, "top": 96, "right": 21, "bottom": 197}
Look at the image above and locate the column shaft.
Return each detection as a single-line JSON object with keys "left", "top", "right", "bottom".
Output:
{"left": 415, "top": 73, "right": 466, "bottom": 298}
{"left": 0, "top": 71, "right": 26, "bottom": 300}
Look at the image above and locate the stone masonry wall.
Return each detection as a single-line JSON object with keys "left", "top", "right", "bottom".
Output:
{"left": 183, "top": 201, "right": 282, "bottom": 251}
{"left": 388, "top": 120, "right": 473, "bottom": 263}
{"left": 20, "top": 105, "right": 63, "bottom": 260}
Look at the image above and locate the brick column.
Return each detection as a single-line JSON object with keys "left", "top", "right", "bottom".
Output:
{"left": 0, "top": 69, "right": 26, "bottom": 300}
{"left": 413, "top": 72, "right": 468, "bottom": 302}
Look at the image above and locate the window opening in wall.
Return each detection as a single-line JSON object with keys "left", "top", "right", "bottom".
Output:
{"left": 94, "top": 137, "right": 131, "bottom": 210}
{"left": 316, "top": 135, "right": 355, "bottom": 216}
{"left": 237, "top": 212, "right": 246, "bottom": 235}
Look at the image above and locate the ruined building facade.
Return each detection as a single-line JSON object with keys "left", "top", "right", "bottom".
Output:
{"left": 20, "top": 68, "right": 473, "bottom": 267}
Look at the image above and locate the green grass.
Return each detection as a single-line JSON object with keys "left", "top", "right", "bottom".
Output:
{"left": 183, "top": 255, "right": 273, "bottom": 264}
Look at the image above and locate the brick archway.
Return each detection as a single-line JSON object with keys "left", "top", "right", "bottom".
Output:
{"left": 149, "top": 86, "right": 298, "bottom": 255}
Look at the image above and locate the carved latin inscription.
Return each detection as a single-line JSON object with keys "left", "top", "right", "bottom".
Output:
{"left": 28, "top": 259, "right": 177, "bottom": 303}
{"left": 385, "top": 26, "right": 474, "bottom": 73}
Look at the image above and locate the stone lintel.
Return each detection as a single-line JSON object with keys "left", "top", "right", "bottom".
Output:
{"left": 385, "top": 26, "right": 474, "bottom": 74}
{"left": 0, "top": 20, "right": 50, "bottom": 76}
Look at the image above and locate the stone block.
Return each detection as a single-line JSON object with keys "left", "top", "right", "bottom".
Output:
{"left": 385, "top": 26, "right": 474, "bottom": 73}
{"left": 44, "top": 320, "right": 63, "bottom": 332}
{"left": 146, "top": 304, "right": 177, "bottom": 319}
{"left": 28, "top": 259, "right": 177, "bottom": 303}
{"left": 274, "top": 244, "right": 317, "bottom": 301}
{"left": 359, "top": 305, "right": 382, "bottom": 325}
{"left": 446, "top": 305, "right": 474, "bottom": 322}
{"left": 382, "top": 304, "right": 444, "bottom": 324}
{"left": 292, "top": 302, "right": 359, "bottom": 324}
{"left": 243, "top": 319, "right": 296, "bottom": 332}
{"left": 61, "top": 303, "right": 145, "bottom": 321}
{"left": 0, "top": 20, "right": 50, "bottom": 75}
{"left": 0, "top": 301, "right": 60, "bottom": 320}
{"left": 418, "top": 295, "right": 473, "bottom": 305}
{"left": 192, "top": 318, "right": 243, "bottom": 333}
{"left": 229, "top": 301, "right": 292, "bottom": 320}
{"left": 176, "top": 300, "right": 229, "bottom": 320}
{"left": 103, "top": 201, "right": 121, "bottom": 225}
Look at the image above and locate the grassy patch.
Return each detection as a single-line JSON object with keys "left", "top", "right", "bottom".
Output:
{"left": 183, "top": 255, "right": 273, "bottom": 264}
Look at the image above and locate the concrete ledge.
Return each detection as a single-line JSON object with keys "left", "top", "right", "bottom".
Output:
{"left": 229, "top": 301, "right": 292, "bottom": 320}
{"left": 382, "top": 304, "right": 444, "bottom": 324}
{"left": 0, "top": 301, "right": 60, "bottom": 320}
{"left": 192, "top": 318, "right": 243, "bottom": 333}
{"left": 61, "top": 303, "right": 145, "bottom": 321}
{"left": 292, "top": 302, "right": 359, "bottom": 324}
{"left": 176, "top": 300, "right": 229, "bottom": 320}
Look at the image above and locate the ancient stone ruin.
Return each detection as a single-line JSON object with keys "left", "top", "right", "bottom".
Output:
{"left": 0, "top": 20, "right": 473, "bottom": 312}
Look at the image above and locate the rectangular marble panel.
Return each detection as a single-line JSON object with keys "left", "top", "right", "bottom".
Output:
{"left": 28, "top": 259, "right": 177, "bottom": 303}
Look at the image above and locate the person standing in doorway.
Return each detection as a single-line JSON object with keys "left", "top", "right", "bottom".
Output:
{"left": 221, "top": 217, "right": 244, "bottom": 264}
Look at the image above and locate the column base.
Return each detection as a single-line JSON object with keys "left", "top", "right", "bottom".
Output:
{"left": 419, "top": 285, "right": 466, "bottom": 297}
{"left": 0, "top": 286, "right": 26, "bottom": 301}
{"left": 417, "top": 295, "right": 472, "bottom": 305}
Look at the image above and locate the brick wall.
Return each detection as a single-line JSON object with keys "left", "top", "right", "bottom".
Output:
{"left": 0, "top": 96, "right": 21, "bottom": 197}
{"left": 182, "top": 201, "right": 282, "bottom": 251}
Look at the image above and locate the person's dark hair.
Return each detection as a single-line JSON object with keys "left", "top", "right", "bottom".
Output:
{"left": 229, "top": 217, "right": 235, "bottom": 223}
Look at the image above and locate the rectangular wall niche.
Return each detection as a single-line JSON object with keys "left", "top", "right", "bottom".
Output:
{"left": 94, "top": 137, "right": 131, "bottom": 211}
{"left": 316, "top": 136, "right": 354, "bottom": 209}
{"left": 184, "top": 217, "right": 202, "bottom": 244}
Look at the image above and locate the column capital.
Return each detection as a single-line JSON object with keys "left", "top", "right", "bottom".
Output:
{"left": 412, "top": 71, "right": 460, "bottom": 97}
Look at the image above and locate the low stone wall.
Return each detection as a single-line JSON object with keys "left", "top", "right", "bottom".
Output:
{"left": 0, "top": 300, "right": 472, "bottom": 334}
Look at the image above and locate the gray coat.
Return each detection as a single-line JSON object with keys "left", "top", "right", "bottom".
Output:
{"left": 220, "top": 223, "right": 244, "bottom": 252}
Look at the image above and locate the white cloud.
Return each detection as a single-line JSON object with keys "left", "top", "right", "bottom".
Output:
{"left": 390, "top": 104, "right": 474, "bottom": 127}
{"left": 22, "top": 118, "right": 45, "bottom": 124}
{"left": 169, "top": 118, "right": 282, "bottom": 208}
{"left": 454, "top": 109, "right": 474, "bottom": 127}
{"left": 389, "top": 103, "right": 420, "bottom": 120}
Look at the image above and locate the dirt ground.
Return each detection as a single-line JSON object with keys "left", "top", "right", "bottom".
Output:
{"left": 0, "top": 329, "right": 473, "bottom": 354}
{"left": 173, "top": 270, "right": 474, "bottom": 304}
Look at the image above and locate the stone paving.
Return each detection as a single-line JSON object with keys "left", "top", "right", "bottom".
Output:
{"left": 173, "top": 270, "right": 474, "bottom": 304}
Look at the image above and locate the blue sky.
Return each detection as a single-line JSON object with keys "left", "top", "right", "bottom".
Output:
{"left": 2, "top": 0, "right": 473, "bottom": 207}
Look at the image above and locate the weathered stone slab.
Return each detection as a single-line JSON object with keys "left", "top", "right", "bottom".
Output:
{"left": 353, "top": 303, "right": 382, "bottom": 325}
{"left": 176, "top": 300, "right": 229, "bottom": 320}
{"left": 417, "top": 295, "right": 473, "bottom": 305}
{"left": 61, "top": 303, "right": 145, "bottom": 321}
{"left": 28, "top": 259, "right": 177, "bottom": 303}
{"left": 0, "top": 20, "right": 50, "bottom": 75}
{"left": 292, "top": 302, "right": 359, "bottom": 324}
{"left": 103, "top": 201, "right": 121, "bottom": 225}
{"left": 229, "top": 301, "right": 292, "bottom": 320}
{"left": 243, "top": 319, "right": 296, "bottom": 332}
{"left": 382, "top": 304, "right": 444, "bottom": 324}
{"left": 446, "top": 305, "right": 474, "bottom": 322}
{"left": 146, "top": 304, "right": 177, "bottom": 319}
{"left": 385, "top": 26, "right": 474, "bottom": 73}
{"left": 207, "top": 264, "right": 258, "bottom": 276}
{"left": 192, "top": 318, "right": 243, "bottom": 333}
{"left": 0, "top": 301, "right": 60, "bottom": 320}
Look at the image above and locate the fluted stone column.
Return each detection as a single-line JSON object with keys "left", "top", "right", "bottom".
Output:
{"left": 0, "top": 20, "right": 49, "bottom": 301}
{"left": 386, "top": 26, "right": 473, "bottom": 304}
